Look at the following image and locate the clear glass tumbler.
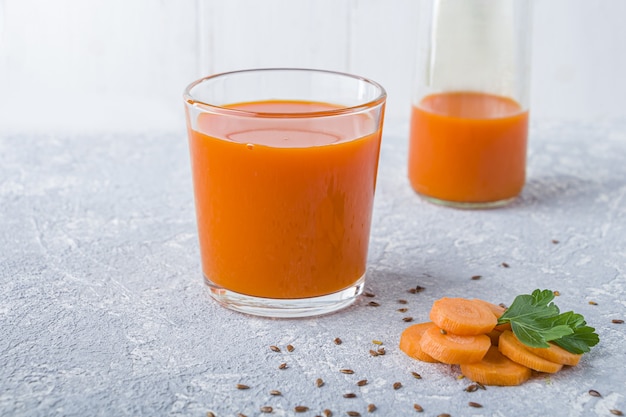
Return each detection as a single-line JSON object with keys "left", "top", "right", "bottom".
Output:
{"left": 408, "top": 0, "right": 532, "bottom": 209}
{"left": 184, "top": 69, "right": 386, "bottom": 317}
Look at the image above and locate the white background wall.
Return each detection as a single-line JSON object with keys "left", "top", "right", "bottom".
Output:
{"left": 0, "top": 0, "right": 624, "bottom": 134}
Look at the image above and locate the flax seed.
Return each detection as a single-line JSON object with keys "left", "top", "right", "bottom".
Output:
{"left": 403, "top": 317, "right": 413, "bottom": 322}
{"left": 589, "top": 389, "right": 602, "bottom": 397}
{"left": 340, "top": 369, "right": 355, "bottom": 374}
{"left": 207, "top": 412, "right": 216, "bottom": 417}
{"left": 469, "top": 402, "right": 482, "bottom": 408}
{"left": 465, "top": 384, "right": 478, "bottom": 392}
{"left": 397, "top": 308, "right": 408, "bottom": 313}
{"left": 369, "top": 349, "right": 379, "bottom": 357}
{"left": 295, "top": 406, "right": 309, "bottom": 412}
{"left": 589, "top": 300, "right": 598, "bottom": 305}
{"left": 413, "top": 403, "right": 423, "bottom": 412}
{"left": 610, "top": 410, "right": 624, "bottom": 416}
{"left": 367, "top": 404, "right": 376, "bottom": 413}
{"left": 357, "top": 379, "right": 368, "bottom": 386}
{"left": 368, "top": 301, "right": 380, "bottom": 307}
{"left": 287, "top": 344, "right": 295, "bottom": 352}
{"left": 393, "top": 382, "right": 402, "bottom": 390}
{"left": 260, "top": 406, "right": 273, "bottom": 413}
{"left": 270, "top": 345, "right": 280, "bottom": 352}
{"left": 343, "top": 393, "right": 357, "bottom": 398}
{"left": 501, "top": 262, "right": 510, "bottom": 268}
{"left": 372, "top": 340, "right": 383, "bottom": 345}
{"left": 552, "top": 239, "right": 560, "bottom": 244}
{"left": 471, "top": 275, "right": 482, "bottom": 280}
{"left": 612, "top": 319, "right": 624, "bottom": 324}
{"left": 411, "top": 371, "right": 422, "bottom": 379}
{"left": 236, "top": 384, "right": 250, "bottom": 390}
{"left": 269, "top": 390, "right": 281, "bottom": 396}
{"left": 346, "top": 412, "right": 361, "bottom": 417}
{"left": 278, "top": 362, "right": 287, "bottom": 369}
{"left": 316, "top": 378, "right": 324, "bottom": 387}
{"left": 364, "top": 292, "right": 376, "bottom": 298}
{"left": 377, "top": 347, "right": 386, "bottom": 355}
{"left": 553, "top": 290, "right": 561, "bottom": 296}
{"left": 323, "top": 409, "right": 332, "bottom": 417}
{"left": 334, "top": 337, "right": 343, "bottom": 345}
{"left": 398, "top": 299, "right": 408, "bottom": 304}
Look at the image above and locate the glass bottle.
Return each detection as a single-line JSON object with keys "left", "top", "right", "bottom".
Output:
{"left": 408, "top": 0, "right": 532, "bottom": 208}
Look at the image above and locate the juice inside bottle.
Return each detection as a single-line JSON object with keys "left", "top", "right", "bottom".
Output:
{"left": 408, "top": 91, "right": 528, "bottom": 205}
{"left": 187, "top": 100, "right": 382, "bottom": 299}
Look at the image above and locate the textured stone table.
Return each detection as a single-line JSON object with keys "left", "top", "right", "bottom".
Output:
{"left": 1, "top": 120, "right": 625, "bottom": 417}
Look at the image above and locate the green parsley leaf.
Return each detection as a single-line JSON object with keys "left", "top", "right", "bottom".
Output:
{"left": 497, "top": 289, "right": 599, "bottom": 353}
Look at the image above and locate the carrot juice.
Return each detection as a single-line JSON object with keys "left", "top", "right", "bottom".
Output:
{"left": 187, "top": 100, "right": 382, "bottom": 299}
{"left": 408, "top": 92, "right": 528, "bottom": 206}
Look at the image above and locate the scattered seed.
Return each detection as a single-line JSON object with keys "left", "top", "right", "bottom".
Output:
{"left": 364, "top": 292, "right": 376, "bottom": 298}
{"left": 260, "top": 406, "right": 273, "bottom": 413}
{"left": 589, "top": 389, "right": 602, "bottom": 397}
{"left": 398, "top": 299, "right": 408, "bottom": 304}
{"left": 440, "top": 328, "right": 447, "bottom": 335}
{"left": 413, "top": 403, "right": 424, "bottom": 412}
{"left": 269, "top": 390, "right": 281, "bottom": 396}
{"left": 610, "top": 409, "right": 624, "bottom": 416}
{"left": 316, "top": 378, "right": 324, "bottom": 388}
{"left": 372, "top": 340, "right": 383, "bottom": 345}
{"left": 397, "top": 308, "right": 409, "bottom": 313}
{"left": 343, "top": 393, "right": 357, "bottom": 398}
{"left": 368, "top": 301, "right": 380, "bottom": 307}
{"left": 207, "top": 412, "right": 216, "bottom": 417}
{"left": 393, "top": 382, "right": 402, "bottom": 390}
{"left": 471, "top": 275, "right": 482, "bottom": 280}
{"left": 346, "top": 412, "right": 361, "bottom": 417}
{"left": 367, "top": 404, "right": 376, "bottom": 413}
{"left": 499, "top": 303, "right": 507, "bottom": 309}
{"left": 465, "top": 384, "right": 478, "bottom": 392}
{"left": 589, "top": 301, "right": 598, "bottom": 305}
{"left": 238, "top": 414, "right": 247, "bottom": 417}
{"left": 411, "top": 371, "right": 422, "bottom": 379}
{"left": 278, "top": 362, "right": 288, "bottom": 370}
{"left": 340, "top": 369, "right": 355, "bottom": 374}
{"left": 438, "top": 414, "right": 451, "bottom": 417}
{"left": 270, "top": 345, "right": 281, "bottom": 352}
{"left": 295, "top": 406, "right": 309, "bottom": 412}
{"left": 469, "top": 402, "right": 483, "bottom": 408}
{"left": 408, "top": 288, "right": 417, "bottom": 294}
{"left": 357, "top": 379, "right": 368, "bottom": 386}
{"left": 377, "top": 347, "right": 386, "bottom": 355}
{"left": 403, "top": 317, "right": 414, "bottom": 322}
{"left": 552, "top": 239, "right": 560, "bottom": 244}
{"left": 286, "top": 344, "right": 295, "bottom": 352}
{"left": 612, "top": 319, "right": 624, "bottom": 324}
{"left": 476, "top": 382, "right": 486, "bottom": 390}
{"left": 323, "top": 409, "right": 333, "bottom": 417}
{"left": 334, "top": 337, "right": 343, "bottom": 345}
{"left": 456, "top": 374, "right": 465, "bottom": 380}
{"left": 501, "top": 262, "right": 510, "bottom": 268}
{"left": 236, "top": 384, "right": 250, "bottom": 390}
{"left": 553, "top": 290, "right": 561, "bottom": 296}
{"left": 369, "top": 349, "right": 379, "bottom": 357}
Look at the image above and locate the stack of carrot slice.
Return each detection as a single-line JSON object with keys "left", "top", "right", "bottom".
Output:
{"left": 399, "top": 297, "right": 582, "bottom": 386}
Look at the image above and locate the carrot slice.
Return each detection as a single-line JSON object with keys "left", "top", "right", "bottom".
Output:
{"left": 429, "top": 297, "right": 497, "bottom": 336}
{"left": 473, "top": 299, "right": 512, "bottom": 331}
{"left": 523, "top": 342, "right": 582, "bottom": 366}
{"left": 461, "top": 346, "right": 532, "bottom": 386}
{"left": 399, "top": 322, "right": 440, "bottom": 363}
{"left": 498, "top": 330, "right": 563, "bottom": 373}
{"left": 486, "top": 329, "right": 503, "bottom": 346}
{"left": 419, "top": 325, "right": 491, "bottom": 364}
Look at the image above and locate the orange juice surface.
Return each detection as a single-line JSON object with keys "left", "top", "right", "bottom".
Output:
{"left": 408, "top": 92, "right": 528, "bottom": 203}
{"left": 188, "top": 100, "right": 382, "bottom": 299}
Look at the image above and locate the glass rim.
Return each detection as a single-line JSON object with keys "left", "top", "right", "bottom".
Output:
{"left": 183, "top": 68, "right": 387, "bottom": 119}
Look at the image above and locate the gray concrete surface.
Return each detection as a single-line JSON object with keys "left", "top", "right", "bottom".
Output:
{"left": 1, "top": 121, "right": 625, "bottom": 416}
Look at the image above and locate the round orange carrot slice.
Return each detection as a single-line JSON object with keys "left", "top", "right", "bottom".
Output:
{"left": 400, "top": 322, "right": 440, "bottom": 363}
{"left": 523, "top": 342, "right": 582, "bottom": 366}
{"left": 461, "top": 346, "right": 532, "bottom": 386}
{"left": 498, "top": 330, "right": 563, "bottom": 373}
{"left": 429, "top": 297, "right": 497, "bottom": 336}
{"left": 419, "top": 325, "right": 491, "bottom": 364}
